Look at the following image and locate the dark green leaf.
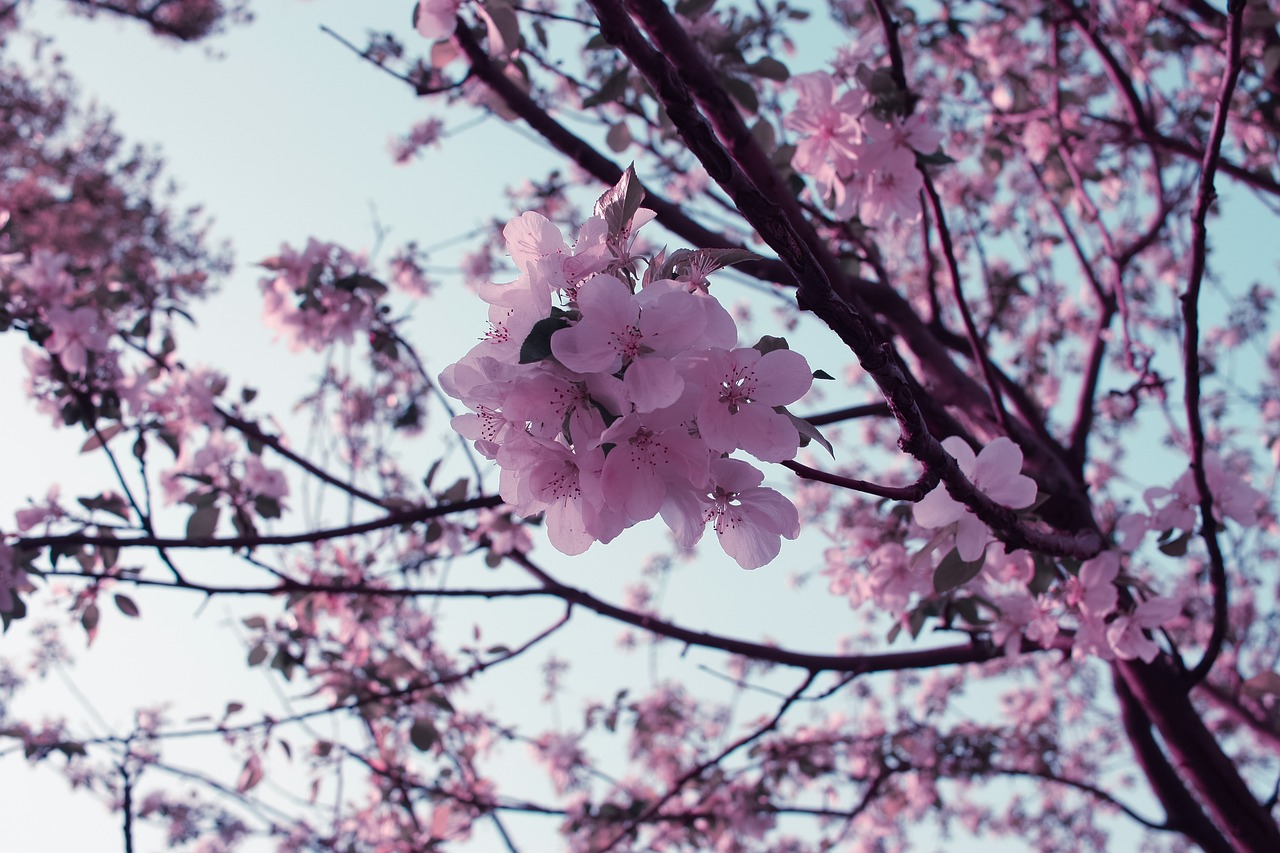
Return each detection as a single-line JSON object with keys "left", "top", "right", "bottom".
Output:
{"left": 334, "top": 273, "right": 388, "bottom": 298}
{"left": 247, "top": 642, "right": 269, "bottom": 667}
{"left": 606, "top": 122, "right": 631, "bottom": 153}
{"left": 520, "top": 314, "right": 571, "bottom": 364}
{"left": 916, "top": 149, "right": 956, "bottom": 167}
{"left": 80, "top": 423, "right": 124, "bottom": 453}
{"left": 186, "top": 504, "right": 221, "bottom": 539}
{"left": 752, "top": 335, "right": 790, "bottom": 354}
{"left": 782, "top": 409, "right": 834, "bottom": 457}
{"left": 592, "top": 164, "right": 646, "bottom": 240}
{"left": 410, "top": 718, "right": 439, "bottom": 751}
{"left": 582, "top": 66, "right": 630, "bottom": 109}
{"left": 721, "top": 75, "right": 759, "bottom": 113}
{"left": 253, "top": 495, "right": 282, "bottom": 520}
{"left": 933, "top": 548, "right": 986, "bottom": 594}
{"left": 1158, "top": 531, "right": 1191, "bottom": 557}
{"left": 745, "top": 57, "right": 789, "bottom": 81}
{"left": 78, "top": 493, "right": 132, "bottom": 522}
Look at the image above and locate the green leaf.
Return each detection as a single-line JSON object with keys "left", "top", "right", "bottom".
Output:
{"left": 932, "top": 548, "right": 986, "bottom": 594}
{"left": 80, "top": 423, "right": 124, "bottom": 453}
{"left": 1158, "top": 531, "right": 1191, "bottom": 557}
{"left": 655, "top": 247, "right": 761, "bottom": 284}
{"left": 593, "top": 164, "right": 646, "bottom": 240}
{"left": 916, "top": 149, "right": 956, "bottom": 167}
{"left": 1243, "top": 671, "right": 1280, "bottom": 698}
{"left": 410, "top": 718, "right": 439, "bottom": 751}
{"left": 721, "top": 75, "right": 759, "bottom": 113}
{"left": 439, "top": 478, "right": 469, "bottom": 505}
{"left": 427, "top": 693, "right": 455, "bottom": 714}
{"left": 271, "top": 646, "right": 298, "bottom": 681}
{"left": 333, "top": 273, "right": 387, "bottom": 298}
{"left": 98, "top": 528, "right": 119, "bottom": 571}
{"left": 236, "top": 755, "right": 263, "bottom": 794}
{"left": 745, "top": 57, "right": 789, "bottom": 81}
{"left": 781, "top": 409, "right": 834, "bottom": 457}
{"left": 812, "top": 369, "right": 835, "bottom": 381}
{"left": 247, "top": 642, "right": 269, "bottom": 667}
{"left": 1029, "top": 552, "right": 1058, "bottom": 596}
{"left": 582, "top": 66, "right": 630, "bottom": 109}
{"left": 186, "top": 504, "right": 221, "bottom": 540}
{"left": 606, "top": 122, "right": 632, "bottom": 153}
{"left": 78, "top": 493, "right": 132, "bottom": 522}
{"left": 1, "top": 595, "right": 27, "bottom": 632}
{"left": 520, "top": 314, "right": 571, "bottom": 364}
{"left": 81, "top": 603, "right": 100, "bottom": 642}
{"left": 477, "top": 0, "right": 522, "bottom": 57}
{"left": 114, "top": 594, "right": 140, "bottom": 618}
{"left": 752, "top": 335, "right": 790, "bottom": 354}
{"left": 253, "top": 495, "right": 282, "bottom": 520}
{"left": 675, "top": 0, "right": 715, "bottom": 19}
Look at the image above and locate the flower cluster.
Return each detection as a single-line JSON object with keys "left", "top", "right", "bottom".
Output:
{"left": 785, "top": 71, "right": 942, "bottom": 225}
{"left": 442, "top": 172, "right": 812, "bottom": 568}
{"left": 259, "top": 240, "right": 383, "bottom": 353}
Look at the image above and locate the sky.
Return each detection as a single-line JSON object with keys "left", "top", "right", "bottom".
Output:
{"left": 1, "top": 1, "right": 1258, "bottom": 850}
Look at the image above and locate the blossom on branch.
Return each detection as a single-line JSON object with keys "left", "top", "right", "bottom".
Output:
{"left": 913, "top": 436, "right": 1038, "bottom": 562}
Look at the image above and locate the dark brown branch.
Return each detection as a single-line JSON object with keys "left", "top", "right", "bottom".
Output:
{"left": 920, "top": 176, "right": 1013, "bottom": 433}
{"left": 585, "top": 0, "right": 1101, "bottom": 560}
{"left": 598, "top": 672, "right": 817, "bottom": 850}
{"left": 42, "top": 569, "right": 549, "bottom": 601}
{"left": 1119, "top": 657, "right": 1280, "bottom": 849}
{"left": 1196, "top": 680, "right": 1280, "bottom": 754}
{"left": 801, "top": 402, "right": 893, "bottom": 426}
{"left": 451, "top": 22, "right": 794, "bottom": 287}
{"left": 219, "top": 407, "right": 390, "bottom": 509}
{"left": 1184, "top": 1, "right": 1246, "bottom": 688}
{"left": 1114, "top": 666, "right": 1232, "bottom": 852}
{"left": 15, "top": 495, "right": 503, "bottom": 552}
{"left": 993, "top": 764, "right": 1172, "bottom": 835}
{"left": 510, "top": 552, "right": 1068, "bottom": 672}
{"left": 782, "top": 459, "right": 935, "bottom": 502}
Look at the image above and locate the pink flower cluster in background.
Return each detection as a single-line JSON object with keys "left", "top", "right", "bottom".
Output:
{"left": 785, "top": 71, "right": 942, "bottom": 224}
{"left": 442, "top": 174, "right": 812, "bottom": 568}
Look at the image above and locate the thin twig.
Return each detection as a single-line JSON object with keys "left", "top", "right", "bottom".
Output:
{"left": 1184, "top": 0, "right": 1246, "bottom": 688}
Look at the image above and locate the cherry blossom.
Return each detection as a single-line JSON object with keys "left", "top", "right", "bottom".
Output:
{"left": 913, "top": 436, "right": 1038, "bottom": 561}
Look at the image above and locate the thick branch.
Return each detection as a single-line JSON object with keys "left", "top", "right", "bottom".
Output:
{"left": 1114, "top": 666, "right": 1232, "bottom": 852}
{"left": 585, "top": 0, "right": 1101, "bottom": 559}
{"left": 1119, "top": 658, "right": 1280, "bottom": 849}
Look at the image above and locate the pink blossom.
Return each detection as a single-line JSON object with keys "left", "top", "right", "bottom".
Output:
{"left": 1107, "top": 597, "right": 1181, "bottom": 662}
{"left": 913, "top": 436, "right": 1038, "bottom": 561}
{"left": 689, "top": 347, "right": 812, "bottom": 462}
{"left": 661, "top": 458, "right": 801, "bottom": 569}
{"left": 552, "top": 274, "right": 705, "bottom": 411}
{"left": 44, "top": 305, "right": 110, "bottom": 374}
{"left": 599, "top": 413, "right": 710, "bottom": 523}
{"left": 785, "top": 72, "right": 864, "bottom": 181}
{"left": 858, "top": 143, "right": 923, "bottom": 225}
{"left": 414, "top": 0, "right": 462, "bottom": 40}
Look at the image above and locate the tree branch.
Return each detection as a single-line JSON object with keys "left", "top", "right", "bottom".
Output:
{"left": 1184, "top": 0, "right": 1246, "bottom": 688}
{"left": 14, "top": 495, "right": 503, "bottom": 552}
